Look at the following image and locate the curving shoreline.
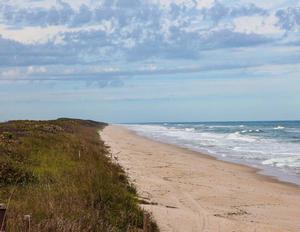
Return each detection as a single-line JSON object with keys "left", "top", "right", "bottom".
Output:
{"left": 124, "top": 122, "right": 300, "bottom": 186}
{"left": 102, "top": 124, "right": 300, "bottom": 232}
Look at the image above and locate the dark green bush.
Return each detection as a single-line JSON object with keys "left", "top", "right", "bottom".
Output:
{"left": 0, "top": 160, "right": 35, "bottom": 186}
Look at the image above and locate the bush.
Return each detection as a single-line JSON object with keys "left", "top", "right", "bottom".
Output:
{"left": 0, "top": 160, "right": 35, "bottom": 186}
{"left": 0, "top": 119, "right": 158, "bottom": 232}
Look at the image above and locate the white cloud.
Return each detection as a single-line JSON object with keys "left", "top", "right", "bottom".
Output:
{"left": 92, "top": 66, "right": 120, "bottom": 73}
{"left": 2, "top": 0, "right": 99, "bottom": 10}
{"left": 27, "top": 66, "right": 47, "bottom": 75}
{"left": 233, "top": 15, "right": 283, "bottom": 35}
{"left": 0, "top": 25, "right": 63, "bottom": 44}
{"left": 196, "top": 0, "right": 215, "bottom": 9}
{"left": 237, "top": 0, "right": 298, "bottom": 9}
{"left": 0, "top": 68, "right": 22, "bottom": 79}
{"left": 0, "top": 22, "right": 113, "bottom": 44}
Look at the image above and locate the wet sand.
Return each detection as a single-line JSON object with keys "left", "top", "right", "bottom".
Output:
{"left": 102, "top": 125, "right": 300, "bottom": 232}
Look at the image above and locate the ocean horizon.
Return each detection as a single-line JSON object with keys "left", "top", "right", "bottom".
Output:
{"left": 125, "top": 120, "right": 300, "bottom": 185}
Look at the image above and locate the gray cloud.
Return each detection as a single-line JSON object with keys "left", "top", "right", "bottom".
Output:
{"left": 0, "top": 0, "right": 275, "bottom": 67}
{"left": 0, "top": 0, "right": 298, "bottom": 83}
{"left": 276, "top": 7, "right": 300, "bottom": 31}
{"left": 0, "top": 36, "right": 80, "bottom": 66}
{"left": 0, "top": 1, "right": 73, "bottom": 27}
{"left": 201, "top": 1, "right": 267, "bottom": 24}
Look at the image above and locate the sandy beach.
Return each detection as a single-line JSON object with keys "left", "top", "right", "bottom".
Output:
{"left": 102, "top": 125, "right": 300, "bottom": 232}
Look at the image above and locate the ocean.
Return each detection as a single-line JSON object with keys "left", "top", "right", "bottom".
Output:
{"left": 125, "top": 121, "right": 300, "bottom": 185}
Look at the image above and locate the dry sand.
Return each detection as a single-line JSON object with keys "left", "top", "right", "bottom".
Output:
{"left": 101, "top": 125, "right": 300, "bottom": 232}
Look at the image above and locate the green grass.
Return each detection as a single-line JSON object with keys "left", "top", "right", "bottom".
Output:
{"left": 0, "top": 118, "right": 158, "bottom": 232}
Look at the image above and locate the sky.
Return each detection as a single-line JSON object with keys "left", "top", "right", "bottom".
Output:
{"left": 0, "top": 0, "right": 300, "bottom": 123}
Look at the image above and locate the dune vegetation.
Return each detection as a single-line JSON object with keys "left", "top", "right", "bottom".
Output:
{"left": 0, "top": 118, "right": 158, "bottom": 232}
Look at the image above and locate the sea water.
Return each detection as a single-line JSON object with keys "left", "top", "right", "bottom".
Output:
{"left": 125, "top": 121, "right": 300, "bottom": 185}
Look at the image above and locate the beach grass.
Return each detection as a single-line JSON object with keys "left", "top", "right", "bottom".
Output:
{"left": 0, "top": 118, "right": 158, "bottom": 231}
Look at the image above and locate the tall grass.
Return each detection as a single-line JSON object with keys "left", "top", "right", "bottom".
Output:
{"left": 0, "top": 119, "right": 158, "bottom": 231}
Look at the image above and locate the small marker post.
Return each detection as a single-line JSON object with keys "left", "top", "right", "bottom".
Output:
{"left": 0, "top": 204, "right": 6, "bottom": 232}
{"left": 23, "top": 215, "right": 31, "bottom": 232}
{"left": 143, "top": 212, "right": 149, "bottom": 232}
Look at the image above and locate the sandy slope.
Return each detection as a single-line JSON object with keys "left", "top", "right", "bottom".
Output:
{"left": 101, "top": 125, "right": 300, "bottom": 232}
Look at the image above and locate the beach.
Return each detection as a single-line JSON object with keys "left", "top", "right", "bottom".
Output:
{"left": 102, "top": 125, "right": 300, "bottom": 232}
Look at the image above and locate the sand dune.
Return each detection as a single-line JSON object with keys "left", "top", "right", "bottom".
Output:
{"left": 102, "top": 125, "right": 300, "bottom": 232}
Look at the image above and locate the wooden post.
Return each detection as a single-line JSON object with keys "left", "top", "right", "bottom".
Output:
{"left": 143, "top": 212, "right": 149, "bottom": 232}
{"left": 23, "top": 215, "right": 31, "bottom": 232}
{"left": 0, "top": 204, "right": 6, "bottom": 232}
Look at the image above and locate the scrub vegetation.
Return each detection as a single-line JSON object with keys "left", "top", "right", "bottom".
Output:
{"left": 0, "top": 118, "right": 158, "bottom": 232}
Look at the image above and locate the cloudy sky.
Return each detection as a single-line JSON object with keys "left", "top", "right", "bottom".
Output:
{"left": 0, "top": 0, "right": 300, "bottom": 122}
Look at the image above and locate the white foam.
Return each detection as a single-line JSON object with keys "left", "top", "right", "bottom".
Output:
{"left": 240, "top": 129, "right": 262, "bottom": 133}
{"left": 125, "top": 124, "right": 300, "bottom": 174}
{"left": 184, "top": 128, "right": 195, "bottom": 132}
{"left": 226, "top": 132, "right": 257, "bottom": 142}
{"left": 262, "top": 157, "right": 300, "bottom": 168}
{"left": 274, "top": 126, "right": 285, "bottom": 130}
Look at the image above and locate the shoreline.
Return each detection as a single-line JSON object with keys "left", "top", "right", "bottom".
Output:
{"left": 124, "top": 124, "right": 300, "bottom": 188}
{"left": 102, "top": 124, "right": 300, "bottom": 232}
